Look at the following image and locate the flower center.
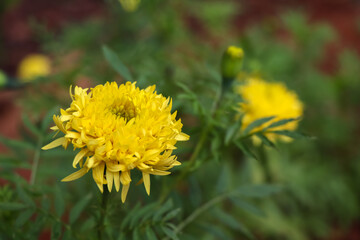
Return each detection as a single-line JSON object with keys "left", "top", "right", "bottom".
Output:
{"left": 109, "top": 98, "right": 137, "bottom": 121}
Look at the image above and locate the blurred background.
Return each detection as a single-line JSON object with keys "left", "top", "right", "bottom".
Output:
{"left": 0, "top": 0, "right": 360, "bottom": 239}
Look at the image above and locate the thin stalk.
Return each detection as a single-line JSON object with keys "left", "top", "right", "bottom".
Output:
{"left": 162, "top": 190, "right": 237, "bottom": 240}
{"left": 30, "top": 135, "right": 43, "bottom": 185}
{"left": 98, "top": 187, "right": 109, "bottom": 240}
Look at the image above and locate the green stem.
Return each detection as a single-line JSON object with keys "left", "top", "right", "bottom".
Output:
{"left": 98, "top": 187, "right": 109, "bottom": 240}
{"left": 30, "top": 136, "right": 43, "bottom": 185}
{"left": 162, "top": 190, "right": 237, "bottom": 240}
{"left": 258, "top": 144, "right": 272, "bottom": 182}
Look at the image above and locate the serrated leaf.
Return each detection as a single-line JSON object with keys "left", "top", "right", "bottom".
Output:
{"left": 0, "top": 202, "right": 27, "bottom": 211}
{"left": 161, "top": 225, "right": 179, "bottom": 240}
{"left": 236, "top": 184, "right": 282, "bottom": 198}
{"left": 54, "top": 186, "right": 65, "bottom": 217}
{"left": 15, "top": 208, "right": 35, "bottom": 226}
{"left": 145, "top": 225, "right": 158, "bottom": 240}
{"left": 234, "top": 141, "right": 258, "bottom": 160}
{"left": 69, "top": 193, "right": 92, "bottom": 224}
{"left": 242, "top": 116, "right": 275, "bottom": 135}
{"left": 22, "top": 114, "right": 41, "bottom": 136}
{"left": 230, "top": 197, "right": 265, "bottom": 217}
{"left": 263, "top": 117, "right": 300, "bottom": 130}
{"left": 102, "top": 45, "right": 133, "bottom": 82}
{"left": 163, "top": 208, "right": 181, "bottom": 222}
{"left": 255, "top": 133, "right": 276, "bottom": 149}
{"left": 51, "top": 222, "right": 62, "bottom": 240}
{"left": 270, "top": 130, "right": 314, "bottom": 140}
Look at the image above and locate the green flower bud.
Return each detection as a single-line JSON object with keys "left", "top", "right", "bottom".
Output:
{"left": 221, "top": 46, "right": 244, "bottom": 88}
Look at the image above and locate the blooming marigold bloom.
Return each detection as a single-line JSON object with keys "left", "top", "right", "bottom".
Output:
{"left": 236, "top": 77, "right": 303, "bottom": 141}
{"left": 42, "top": 82, "right": 189, "bottom": 202}
{"left": 17, "top": 54, "right": 51, "bottom": 82}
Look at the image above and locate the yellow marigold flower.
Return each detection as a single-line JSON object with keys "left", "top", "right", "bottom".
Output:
{"left": 119, "top": 0, "right": 141, "bottom": 12}
{"left": 17, "top": 54, "right": 51, "bottom": 82}
{"left": 42, "top": 82, "right": 189, "bottom": 202}
{"left": 237, "top": 77, "right": 303, "bottom": 141}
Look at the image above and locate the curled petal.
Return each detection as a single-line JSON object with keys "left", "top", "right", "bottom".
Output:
{"left": 61, "top": 168, "right": 88, "bottom": 182}
{"left": 42, "top": 137, "right": 66, "bottom": 150}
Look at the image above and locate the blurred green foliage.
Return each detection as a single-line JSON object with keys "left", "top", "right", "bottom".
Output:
{"left": 0, "top": 0, "right": 359, "bottom": 239}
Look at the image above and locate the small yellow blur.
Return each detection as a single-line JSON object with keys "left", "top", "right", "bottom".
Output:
{"left": 17, "top": 54, "right": 51, "bottom": 82}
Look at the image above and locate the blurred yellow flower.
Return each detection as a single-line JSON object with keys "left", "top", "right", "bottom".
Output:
{"left": 42, "top": 82, "right": 189, "bottom": 202}
{"left": 237, "top": 77, "right": 303, "bottom": 141}
{"left": 17, "top": 54, "right": 51, "bottom": 82}
{"left": 119, "top": 0, "right": 141, "bottom": 12}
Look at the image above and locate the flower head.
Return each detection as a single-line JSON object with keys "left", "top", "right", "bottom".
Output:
{"left": 236, "top": 77, "right": 303, "bottom": 141}
{"left": 42, "top": 82, "right": 189, "bottom": 202}
{"left": 17, "top": 54, "right": 51, "bottom": 82}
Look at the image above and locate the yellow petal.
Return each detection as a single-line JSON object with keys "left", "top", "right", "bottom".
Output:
{"left": 114, "top": 171, "right": 120, "bottom": 192}
{"left": 142, "top": 172, "right": 150, "bottom": 195}
{"left": 73, "top": 149, "right": 88, "bottom": 168}
{"left": 175, "top": 132, "right": 190, "bottom": 141}
{"left": 106, "top": 169, "right": 114, "bottom": 192}
{"left": 120, "top": 171, "right": 131, "bottom": 185}
{"left": 92, "top": 163, "right": 105, "bottom": 192}
{"left": 42, "top": 137, "right": 66, "bottom": 150}
{"left": 121, "top": 184, "right": 130, "bottom": 203}
{"left": 61, "top": 168, "right": 88, "bottom": 182}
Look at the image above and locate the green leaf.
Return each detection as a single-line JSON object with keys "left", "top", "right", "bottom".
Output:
{"left": 130, "top": 202, "right": 157, "bottom": 229}
{"left": 163, "top": 208, "right": 181, "bottom": 222}
{"left": 80, "top": 217, "right": 96, "bottom": 232}
{"left": 41, "top": 106, "right": 59, "bottom": 132}
{"left": 198, "top": 223, "right": 230, "bottom": 240}
{"left": 263, "top": 117, "right": 301, "bottom": 130}
{"left": 0, "top": 202, "right": 27, "bottom": 211}
{"left": 42, "top": 196, "right": 51, "bottom": 211}
{"left": 16, "top": 185, "right": 35, "bottom": 207}
{"left": 15, "top": 208, "right": 35, "bottom": 227}
{"left": 213, "top": 208, "right": 254, "bottom": 239}
{"left": 51, "top": 222, "right": 62, "bottom": 240}
{"left": 242, "top": 116, "right": 275, "bottom": 135}
{"left": 153, "top": 199, "right": 173, "bottom": 222}
{"left": 230, "top": 197, "right": 265, "bottom": 217}
{"left": 69, "top": 193, "right": 92, "bottom": 224}
{"left": 121, "top": 202, "right": 141, "bottom": 229}
{"left": 234, "top": 141, "right": 258, "bottom": 160}
{"left": 132, "top": 228, "right": 141, "bottom": 240}
{"left": 216, "top": 165, "right": 231, "bottom": 194}
{"left": 236, "top": 184, "right": 282, "bottom": 198}
{"left": 0, "top": 135, "right": 35, "bottom": 151}
{"left": 145, "top": 225, "right": 158, "bottom": 240}
{"left": 255, "top": 133, "right": 276, "bottom": 149}
{"left": 62, "top": 231, "right": 72, "bottom": 240}
{"left": 102, "top": 45, "right": 133, "bottom": 82}
{"left": 225, "top": 117, "right": 243, "bottom": 145}
{"left": 161, "top": 225, "right": 179, "bottom": 240}
{"left": 22, "top": 114, "right": 41, "bottom": 136}
{"left": 54, "top": 186, "right": 65, "bottom": 217}
{"left": 270, "top": 130, "right": 314, "bottom": 140}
